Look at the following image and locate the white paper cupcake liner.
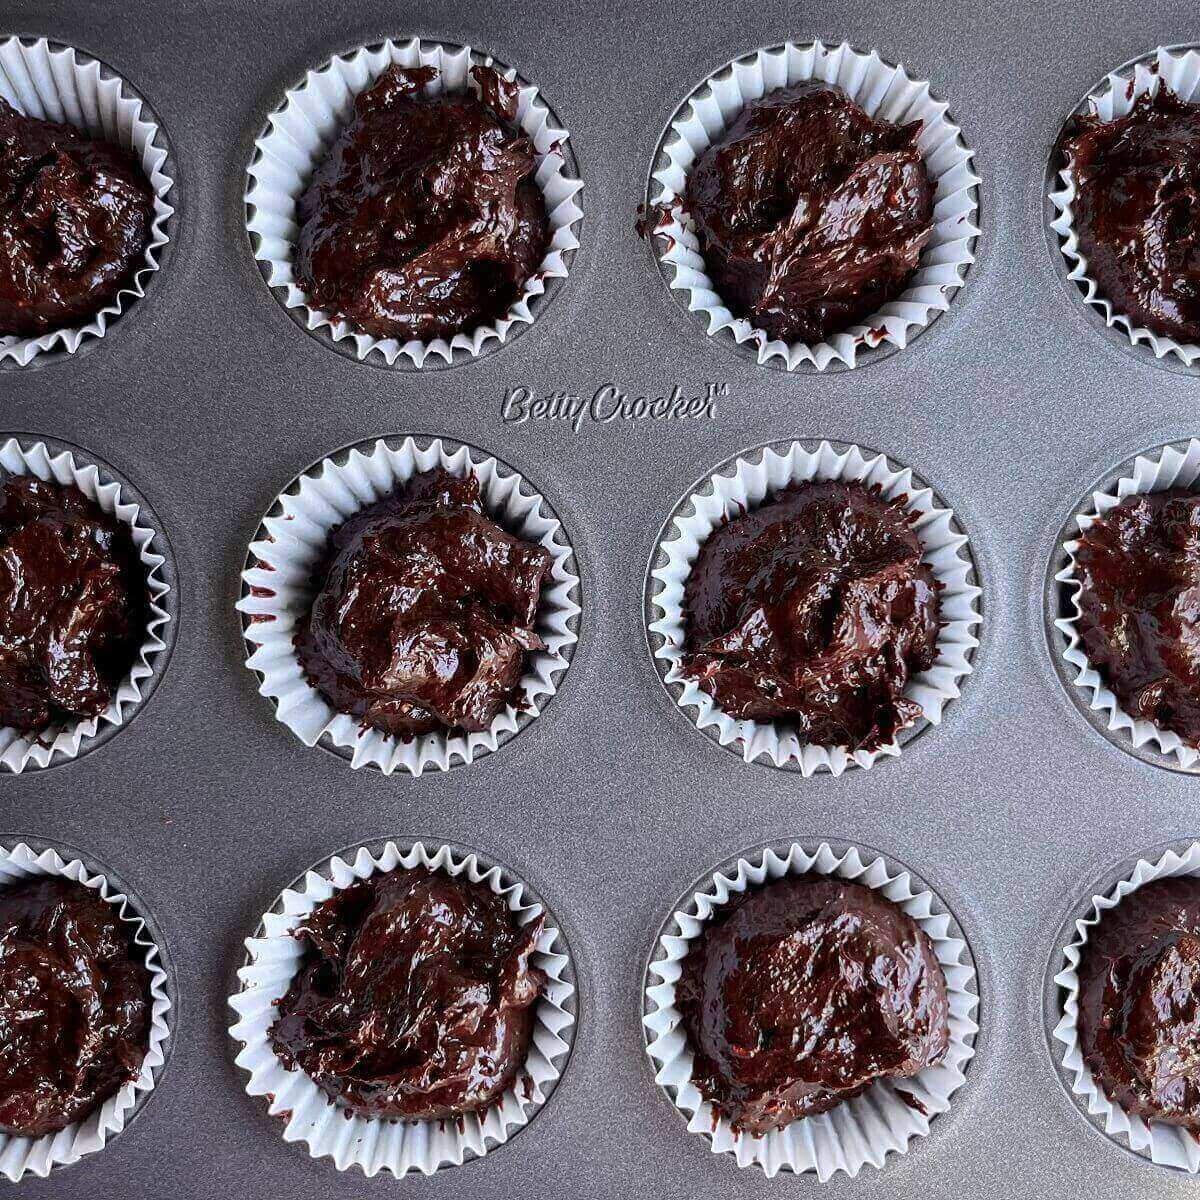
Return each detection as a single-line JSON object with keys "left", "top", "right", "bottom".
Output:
{"left": 237, "top": 435, "right": 580, "bottom": 774}
{"left": 229, "top": 839, "right": 575, "bottom": 1177}
{"left": 647, "top": 440, "right": 981, "bottom": 773}
{"left": 0, "top": 840, "right": 172, "bottom": 1181}
{"left": 644, "top": 840, "right": 978, "bottom": 1179}
{"left": 245, "top": 37, "right": 583, "bottom": 368}
{"left": 1054, "top": 438, "right": 1200, "bottom": 770}
{"left": 0, "top": 37, "right": 174, "bottom": 367}
{"left": 648, "top": 40, "right": 979, "bottom": 371}
{"left": 1053, "top": 841, "right": 1200, "bottom": 1171}
{"left": 0, "top": 437, "right": 173, "bottom": 772}
{"left": 1049, "top": 46, "right": 1200, "bottom": 366}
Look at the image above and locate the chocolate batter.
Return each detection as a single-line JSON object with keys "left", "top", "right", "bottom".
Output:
{"left": 296, "top": 64, "right": 549, "bottom": 343}
{"left": 0, "top": 98, "right": 152, "bottom": 337}
{"left": 685, "top": 82, "right": 933, "bottom": 344}
{"left": 0, "top": 474, "right": 148, "bottom": 734}
{"left": 1073, "top": 489, "right": 1200, "bottom": 745}
{"left": 1064, "top": 86, "right": 1200, "bottom": 343}
{"left": 0, "top": 878, "right": 151, "bottom": 1137}
{"left": 677, "top": 876, "right": 949, "bottom": 1133}
{"left": 1077, "top": 876, "right": 1200, "bottom": 1130}
{"left": 683, "top": 480, "right": 940, "bottom": 751}
{"left": 296, "top": 467, "right": 552, "bottom": 738}
{"left": 270, "top": 867, "right": 545, "bottom": 1120}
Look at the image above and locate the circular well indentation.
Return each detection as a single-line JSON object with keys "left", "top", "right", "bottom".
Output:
{"left": 244, "top": 37, "right": 582, "bottom": 371}
{"left": 645, "top": 439, "right": 982, "bottom": 775}
{"left": 1043, "top": 437, "right": 1200, "bottom": 775}
{"left": 239, "top": 434, "right": 581, "bottom": 776}
{"left": 644, "top": 38, "right": 980, "bottom": 374}
{"left": 229, "top": 835, "right": 578, "bottom": 1176}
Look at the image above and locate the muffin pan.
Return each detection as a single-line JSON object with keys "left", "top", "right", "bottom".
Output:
{"left": 6, "top": 0, "right": 1200, "bottom": 1197}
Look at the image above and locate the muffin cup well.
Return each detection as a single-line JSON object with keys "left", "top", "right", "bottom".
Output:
{"left": 646, "top": 440, "right": 981, "bottom": 774}
{"left": 1048, "top": 45, "right": 1200, "bottom": 367}
{"left": 643, "top": 840, "right": 978, "bottom": 1179}
{"left": 647, "top": 39, "right": 979, "bottom": 371}
{"left": 0, "top": 840, "right": 172, "bottom": 1181}
{"left": 245, "top": 37, "right": 583, "bottom": 368}
{"left": 0, "top": 437, "right": 173, "bottom": 773}
{"left": 0, "top": 36, "right": 174, "bottom": 367}
{"left": 1053, "top": 841, "right": 1200, "bottom": 1171}
{"left": 237, "top": 435, "right": 580, "bottom": 775}
{"left": 1054, "top": 438, "right": 1200, "bottom": 770}
{"left": 228, "top": 839, "right": 576, "bottom": 1177}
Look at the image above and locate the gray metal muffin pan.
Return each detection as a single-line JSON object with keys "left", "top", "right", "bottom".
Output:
{"left": 4, "top": 0, "right": 1200, "bottom": 1196}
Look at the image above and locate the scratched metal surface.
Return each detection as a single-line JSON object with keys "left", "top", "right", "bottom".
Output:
{"left": 3, "top": 1, "right": 1200, "bottom": 1196}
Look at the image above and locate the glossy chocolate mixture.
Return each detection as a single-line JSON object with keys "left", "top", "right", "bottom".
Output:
{"left": 296, "top": 467, "right": 552, "bottom": 737}
{"left": 0, "top": 97, "right": 152, "bottom": 337}
{"left": 1064, "top": 87, "right": 1200, "bottom": 342}
{"left": 1077, "top": 876, "right": 1200, "bottom": 1129}
{"left": 683, "top": 480, "right": 940, "bottom": 751}
{"left": 677, "top": 876, "right": 949, "bottom": 1133}
{"left": 0, "top": 878, "right": 151, "bottom": 1137}
{"left": 685, "top": 82, "right": 933, "bottom": 344}
{"left": 296, "top": 64, "right": 548, "bottom": 343}
{"left": 0, "top": 474, "right": 147, "bottom": 734}
{"left": 1073, "top": 489, "right": 1200, "bottom": 745}
{"left": 270, "top": 867, "right": 545, "bottom": 1120}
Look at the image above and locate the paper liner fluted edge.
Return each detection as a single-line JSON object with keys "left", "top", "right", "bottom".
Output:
{"left": 647, "top": 440, "right": 981, "bottom": 774}
{"left": 0, "top": 37, "right": 174, "bottom": 366}
{"left": 237, "top": 436, "right": 580, "bottom": 775}
{"left": 228, "top": 839, "right": 575, "bottom": 1177}
{"left": 0, "top": 438, "right": 172, "bottom": 772}
{"left": 0, "top": 841, "right": 172, "bottom": 1181}
{"left": 1054, "top": 438, "right": 1200, "bottom": 769}
{"left": 245, "top": 37, "right": 583, "bottom": 368}
{"left": 649, "top": 39, "right": 979, "bottom": 372}
{"left": 1049, "top": 45, "right": 1200, "bottom": 366}
{"left": 643, "top": 840, "right": 978, "bottom": 1180}
{"left": 1053, "top": 841, "right": 1200, "bottom": 1170}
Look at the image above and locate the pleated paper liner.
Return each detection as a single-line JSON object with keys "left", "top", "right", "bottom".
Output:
{"left": 643, "top": 839, "right": 978, "bottom": 1179}
{"left": 0, "top": 436, "right": 174, "bottom": 772}
{"left": 646, "top": 39, "right": 979, "bottom": 371}
{"left": 237, "top": 435, "right": 580, "bottom": 774}
{"left": 0, "top": 839, "right": 173, "bottom": 1181}
{"left": 646, "top": 440, "right": 981, "bottom": 774}
{"left": 1048, "top": 44, "right": 1200, "bottom": 368}
{"left": 245, "top": 37, "right": 583, "bottom": 367}
{"left": 0, "top": 36, "right": 174, "bottom": 366}
{"left": 228, "top": 838, "right": 576, "bottom": 1177}
{"left": 1053, "top": 438, "right": 1200, "bottom": 772}
{"left": 1052, "top": 840, "right": 1200, "bottom": 1171}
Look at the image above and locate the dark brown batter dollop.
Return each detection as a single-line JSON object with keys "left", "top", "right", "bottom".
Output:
{"left": 678, "top": 876, "right": 949, "bottom": 1133}
{"left": 0, "top": 878, "right": 151, "bottom": 1137}
{"left": 1064, "top": 87, "right": 1200, "bottom": 342}
{"left": 269, "top": 867, "right": 545, "bottom": 1120}
{"left": 685, "top": 82, "right": 933, "bottom": 344}
{"left": 0, "top": 97, "right": 152, "bottom": 337}
{"left": 1073, "top": 488, "right": 1200, "bottom": 745}
{"left": 296, "top": 467, "right": 552, "bottom": 738}
{"left": 683, "top": 480, "right": 940, "bottom": 751}
{"left": 1077, "top": 876, "right": 1200, "bottom": 1130}
{"left": 0, "top": 474, "right": 148, "bottom": 734}
{"left": 296, "top": 64, "right": 549, "bottom": 343}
